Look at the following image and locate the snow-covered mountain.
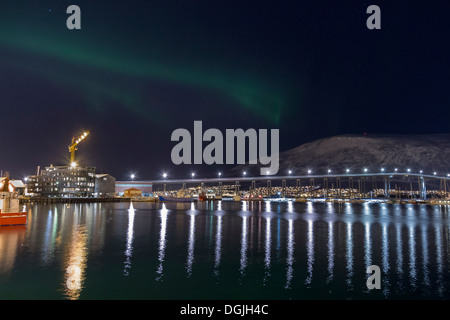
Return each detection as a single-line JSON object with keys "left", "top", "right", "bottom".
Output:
{"left": 233, "top": 133, "right": 450, "bottom": 176}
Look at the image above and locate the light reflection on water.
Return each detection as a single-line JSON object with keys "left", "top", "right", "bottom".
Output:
{"left": 0, "top": 200, "right": 449, "bottom": 299}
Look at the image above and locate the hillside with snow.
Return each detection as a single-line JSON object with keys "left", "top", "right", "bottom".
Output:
{"left": 232, "top": 134, "right": 450, "bottom": 176}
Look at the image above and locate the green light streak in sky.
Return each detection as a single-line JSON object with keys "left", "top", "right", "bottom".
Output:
{"left": 0, "top": 26, "right": 290, "bottom": 125}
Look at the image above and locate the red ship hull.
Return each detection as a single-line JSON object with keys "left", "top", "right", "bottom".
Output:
{"left": 0, "top": 211, "right": 27, "bottom": 226}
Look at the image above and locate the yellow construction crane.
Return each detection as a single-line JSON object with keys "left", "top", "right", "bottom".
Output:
{"left": 68, "top": 131, "right": 89, "bottom": 165}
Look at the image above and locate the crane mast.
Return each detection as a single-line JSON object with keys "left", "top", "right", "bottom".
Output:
{"left": 68, "top": 131, "right": 89, "bottom": 164}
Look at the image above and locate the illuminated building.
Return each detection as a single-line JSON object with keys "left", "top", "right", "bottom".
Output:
{"left": 26, "top": 164, "right": 96, "bottom": 197}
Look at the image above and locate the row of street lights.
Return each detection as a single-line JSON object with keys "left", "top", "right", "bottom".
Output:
{"left": 129, "top": 168, "right": 448, "bottom": 181}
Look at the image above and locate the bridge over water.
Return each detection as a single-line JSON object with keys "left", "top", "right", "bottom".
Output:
{"left": 117, "top": 171, "right": 450, "bottom": 200}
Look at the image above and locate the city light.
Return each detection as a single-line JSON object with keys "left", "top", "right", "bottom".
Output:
{"left": 364, "top": 168, "right": 368, "bottom": 173}
{"left": 407, "top": 168, "right": 411, "bottom": 173}
{"left": 381, "top": 168, "right": 385, "bottom": 172}
{"left": 328, "top": 169, "right": 331, "bottom": 174}
{"left": 395, "top": 168, "right": 398, "bottom": 172}
{"left": 346, "top": 168, "right": 350, "bottom": 173}
{"left": 434, "top": 172, "right": 437, "bottom": 176}
{"left": 288, "top": 170, "right": 292, "bottom": 175}
{"left": 307, "top": 169, "right": 312, "bottom": 174}
{"left": 70, "top": 162, "right": 77, "bottom": 168}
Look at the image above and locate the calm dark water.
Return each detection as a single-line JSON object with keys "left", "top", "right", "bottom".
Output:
{"left": 0, "top": 200, "right": 449, "bottom": 300}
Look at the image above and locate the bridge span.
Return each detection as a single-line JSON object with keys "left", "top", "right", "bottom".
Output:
{"left": 117, "top": 172, "right": 450, "bottom": 200}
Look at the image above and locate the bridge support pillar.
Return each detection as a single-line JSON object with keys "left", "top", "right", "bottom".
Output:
{"left": 336, "top": 178, "right": 341, "bottom": 198}
{"left": 349, "top": 177, "right": 353, "bottom": 199}
{"left": 419, "top": 176, "right": 426, "bottom": 200}
{"left": 384, "top": 177, "right": 390, "bottom": 198}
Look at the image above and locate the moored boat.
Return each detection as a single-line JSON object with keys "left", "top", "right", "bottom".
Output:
{"left": 0, "top": 191, "right": 27, "bottom": 227}
{"left": 198, "top": 192, "right": 207, "bottom": 201}
{"left": 158, "top": 195, "right": 193, "bottom": 202}
{"left": 159, "top": 189, "right": 194, "bottom": 202}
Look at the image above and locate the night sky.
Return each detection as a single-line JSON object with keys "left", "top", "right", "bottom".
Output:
{"left": 1, "top": 1, "right": 449, "bottom": 180}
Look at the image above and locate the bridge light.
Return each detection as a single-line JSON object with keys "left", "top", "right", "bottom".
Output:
{"left": 394, "top": 168, "right": 398, "bottom": 172}
{"left": 288, "top": 170, "right": 292, "bottom": 175}
{"left": 364, "top": 168, "right": 368, "bottom": 173}
{"left": 328, "top": 169, "right": 331, "bottom": 174}
{"left": 407, "top": 168, "right": 411, "bottom": 173}
{"left": 307, "top": 169, "right": 312, "bottom": 175}
{"left": 163, "top": 173, "right": 167, "bottom": 180}
{"left": 434, "top": 172, "right": 437, "bottom": 176}
{"left": 420, "top": 170, "right": 423, "bottom": 174}
{"left": 346, "top": 169, "right": 350, "bottom": 173}
{"left": 130, "top": 174, "right": 135, "bottom": 180}
{"left": 381, "top": 168, "right": 384, "bottom": 172}
{"left": 243, "top": 171, "right": 247, "bottom": 176}
{"left": 218, "top": 172, "right": 222, "bottom": 178}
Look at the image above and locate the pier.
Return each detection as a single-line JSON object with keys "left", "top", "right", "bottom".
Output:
{"left": 20, "top": 196, "right": 131, "bottom": 205}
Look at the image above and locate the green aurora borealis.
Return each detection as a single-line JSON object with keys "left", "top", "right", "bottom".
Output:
{"left": 0, "top": 3, "right": 299, "bottom": 127}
